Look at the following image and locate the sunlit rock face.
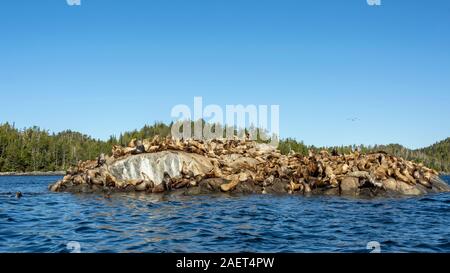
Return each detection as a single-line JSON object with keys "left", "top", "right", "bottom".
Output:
{"left": 108, "top": 151, "right": 214, "bottom": 185}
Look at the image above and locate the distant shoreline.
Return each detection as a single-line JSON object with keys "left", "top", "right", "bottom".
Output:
{"left": 0, "top": 171, "right": 65, "bottom": 176}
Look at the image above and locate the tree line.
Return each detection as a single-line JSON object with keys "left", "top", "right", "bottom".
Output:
{"left": 0, "top": 122, "right": 173, "bottom": 172}
{"left": 0, "top": 122, "right": 448, "bottom": 173}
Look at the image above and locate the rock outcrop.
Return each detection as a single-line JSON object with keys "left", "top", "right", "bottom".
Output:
{"left": 49, "top": 136, "right": 450, "bottom": 197}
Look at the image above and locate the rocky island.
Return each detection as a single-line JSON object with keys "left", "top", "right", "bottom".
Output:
{"left": 49, "top": 136, "right": 450, "bottom": 197}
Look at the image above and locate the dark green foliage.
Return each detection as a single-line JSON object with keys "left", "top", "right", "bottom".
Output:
{"left": 416, "top": 138, "right": 450, "bottom": 172}
{"left": 278, "top": 138, "right": 309, "bottom": 156}
{"left": 111, "top": 122, "right": 172, "bottom": 147}
{"left": 0, "top": 123, "right": 112, "bottom": 172}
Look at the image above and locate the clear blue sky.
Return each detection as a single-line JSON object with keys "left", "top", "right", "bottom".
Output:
{"left": 0, "top": 0, "right": 449, "bottom": 149}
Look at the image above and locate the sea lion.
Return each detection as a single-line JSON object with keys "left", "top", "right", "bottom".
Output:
{"left": 104, "top": 192, "right": 112, "bottom": 199}
{"left": 73, "top": 175, "right": 85, "bottom": 185}
{"left": 105, "top": 173, "right": 117, "bottom": 187}
{"left": 152, "top": 172, "right": 171, "bottom": 193}
{"left": 220, "top": 176, "right": 240, "bottom": 192}
{"left": 418, "top": 179, "right": 432, "bottom": 189}
{"left": 395, "top": 169, "right": 413, "bottom": 185}
{"left": 303, "top": 183, "right": 312, "bottom": 193}
{"left": 97, "top": 153, "right": 106, "bottom": 166}
{"left": 128, "top": 138, "right": 137, "bottom": 148}
{"left": 141, "top": 172, "right": 155, "bottom": 190}
{"left": 413, "top": 170, "right": 422, "bottom": 180}
{"left": 331, "top": 148, "right": 339, "bottom": 157}
{"left": 152, "top": 183, "right": 166, "bottom": 193}
{"left": 290, "top": 181, "right": 304, "bottom": 192}
{"left": 135, "top": 180, "right": 148, "bottom": 191}
{"left": 132, "top": 140, "right": 145, "bottom": 155}
{"left": 163, "top": 172, "right": 173, "bottom": 191}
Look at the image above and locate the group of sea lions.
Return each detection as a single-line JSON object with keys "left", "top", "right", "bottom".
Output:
{"left": 49, "top": 136, "right": 450, "bottom": 197}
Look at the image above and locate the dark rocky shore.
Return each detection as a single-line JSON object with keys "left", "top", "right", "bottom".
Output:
{"left": 49, "top": 137, "right": 450, "bottom": 197}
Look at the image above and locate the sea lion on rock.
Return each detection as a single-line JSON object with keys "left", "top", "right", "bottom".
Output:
{"left": 334, "top": 163, "right": 349, "bottom": 175}
{"left": 417, "top": 179, "right": 432, "bottom": 189}
{"left": 263, "top": 175, "right": 275, "bottom": 187}
{"left": 220, "top": 176, "right": 240, "bottom": 192}
{"left": 97, "top": 153, "right": 106, "bottom": 166}
{"left": 152, "top": 173, "right": 170, "bottom": 193}
{"left": 382, "top": 178, "right": 397, "bottom": 192}
{"left": 73, "top": 175, "right": 85, "bottom": 185}
{"left": 105, "top": 173, "right": 117, "bottom": 188}
{"left": 141, "top": 172, "right": 155, "bottom": 190}
{"left": 290, "top": 181, "right": 304, "bottom": 193}
{"left": 135, "top": 180, "right": 147, "bottom": 191}
{"left": 401, "top": 168, "right": 417, "bottom": 185}
{"left": 132, "top": 140, "right": 145, "bottom": 155}
{"left": 128, "top": 139, "right": 137, "bottom": 148}
{"left": 163, "top": 172, "right": 173, "bottom": 191}
{"left": 173, "top": 178, "right": 190, "bottom": 189}
{"left": 331, "top": 148, "right": 339, "bottom": 157}
{"left": 394, "top": 169, "right": 413, "bottom": 184}
{"left": 374, "top": 166, "right": 388, "bottom": 180}
{"left": 303, "top": 183, "right": 312, "bottom": 193}
{"left": 413, "top": 170, "right": 422, "bottom": 180}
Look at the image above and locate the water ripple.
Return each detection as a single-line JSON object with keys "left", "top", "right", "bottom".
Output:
{"left": 0, "top": 175, "right": 449, "bottom": 252}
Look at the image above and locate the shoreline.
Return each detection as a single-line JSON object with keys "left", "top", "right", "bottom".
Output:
{"left": 0, "top": 171, "right": 65, "bottom": 177}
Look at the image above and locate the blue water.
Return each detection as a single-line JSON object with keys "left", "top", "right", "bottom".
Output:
{"left": 0, "top": 176, "right": 449, "bottom": 253}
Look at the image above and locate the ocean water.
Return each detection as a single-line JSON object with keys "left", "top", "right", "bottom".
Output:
{"left": 0, "top": 176, "right": 449, "bottom": 253}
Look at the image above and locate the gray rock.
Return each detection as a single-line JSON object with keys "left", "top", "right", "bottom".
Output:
{"left": 340, "top": 176, "right": 359, "bottom": 195}
{"left": 382, "top": 178, "right": 398, "bottom": 192}
{"left": 396, "top": 182, "right": 426, "bottom": 196}
{"left": 108, "top": 151, "right": 214, "bottom": 186}
{"left": 235, "top": 180, "right": 259, "bottom": 194}
{"left": 323, "top": 187, "right": 340, "bottom": 196}
{"left": 265, "top": 178, "right": 288, "bottom": 194}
